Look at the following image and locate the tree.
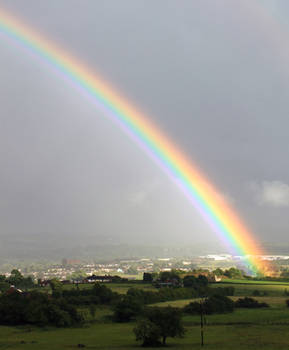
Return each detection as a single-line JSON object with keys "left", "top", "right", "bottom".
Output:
{"left": 183, "top": 275, "right": 198, "bottom": 288}
{"left": 0, "top": 290, "right": 83, "bottom": 327}
{"left": 134, "top": 319, "right": 161, "bottom": 347}
{"left": 113, "top": 296, "right": 143, "bottom": 322}
{"left": 143, "top": 273, "right": 157, "bottom": 283}
{"left": 0, "top": 275, "right": 6, "bottom": 283}
{"left": 92, "top": 283, "right": 115, "bottom": 303}
{"left": 197, "top": 275, "right": 208, "bottom": 287}
{"left": 223, "top": 267, "right": 244, "bottom": 279}
{"left": 213, "top": 268, "right": 224, "bottom": 276}
{"left": 89, "top": 304, "right": 96, "bottom": 318}
{"left": 159, "top": 271, "right": 181, "bottom": 283}
{"left": 49, "top": 279, "right": 63, "bottom": 297}
{"left": 146, "top": 307, "right": 185, "bottom": 346}
{"left": 8, "top": 269, "right": 24, "bottom": 287}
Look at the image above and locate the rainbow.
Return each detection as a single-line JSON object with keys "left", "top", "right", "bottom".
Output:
{"left": 0, "top": 8, "right": 269, "bottom": 273}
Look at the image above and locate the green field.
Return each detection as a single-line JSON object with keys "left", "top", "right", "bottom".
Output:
{"left": 59, "top": 282, "right": 155, "bottom": 294}
{"left": 214, "top": 281, "right": 289, "bottom": 297}
{"left": 2, "top": 322, "right": 289, "bottom": 349}
{"left": 2, "top": 279, "right": 289, "bottom": 349}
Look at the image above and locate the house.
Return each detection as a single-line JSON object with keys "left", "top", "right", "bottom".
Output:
{"left": 6, "top": 285, "right": 22, "bottom": 294}
{"left": 84, "top": 275, "right": 113, "bottom": 283}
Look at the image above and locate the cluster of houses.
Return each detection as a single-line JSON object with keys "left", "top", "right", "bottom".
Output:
{"left": 39, "top": 274, "right": 129, "bottom": 287}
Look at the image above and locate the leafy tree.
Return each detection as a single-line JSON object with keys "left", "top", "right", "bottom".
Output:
{"left": 0, "top": 290, "right": 82, "bottom": 327}
{"left": 197, "top": 275, "right": 209, "bottom": 287}
{"left": 143, "top": 273, "right": 157, "bottom": 283}
{"left": 113, "top": 296, "right": 143, "bottom": 322}
{"left": 49, "top": 279, "right": 63, "bottom": 297}
{"left": 0, "top": 275, "right": 6, "bottom": 282}
{"left": 145, "top": 307, "right": 185, "bottom": 346}
{"left": 159, "top": 271, "right": 180, "bottom": 283}
{"left": 134, "top": 319, "right": 162, "bottom": 347}
{"left": 20, "top": 276, "right": 35, "bottom": 291}
{"left": 92, "top": 283, "right": 115, "bottom": 303}
{"left": 223, "top": 268, "right": 244, "bottom": 279}
{"left": 213, "top": 268, "right": 224, "bottom": 276}
{"left": 8, "top": 269, "right": 24, "bottom": 287}
{"left": 89, "top": 304, "right": 96, "bottom": 318}
{"left": 183, "top": 275, "right": 198, "bottom": 288}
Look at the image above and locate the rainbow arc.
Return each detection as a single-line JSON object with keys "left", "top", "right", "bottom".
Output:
{"left": 0, "top": 8, "right": 270, "bottom": 273}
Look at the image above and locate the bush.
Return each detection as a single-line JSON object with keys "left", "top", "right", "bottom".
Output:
{"left": 204, "top": 295, "right": 234, "bottom": 314}
{"left": 61, "top": 283, "right": 119, "bottom": 305}
{"left": 235, "top": 297, "right": 269, "bottom": 308}
{"left": 184, "top": 295, "right": 234, "bottom": 315}
{"left": 0, "top": 291, "right": 83, "bottom": 327}
{"left": 113, "top": 296, "right": 143, "bottom": 322}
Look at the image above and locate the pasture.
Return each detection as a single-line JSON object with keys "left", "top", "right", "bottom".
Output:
{"left": 59, "top": 282, "right": 155, "bottom": 294}
{"left": 1, "top": 279, "right": 289, "bottom": 349}
{"left": 1, "top": 322, "right": 289, "bottom": 349}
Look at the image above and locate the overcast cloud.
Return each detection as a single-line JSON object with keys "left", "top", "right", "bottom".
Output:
{"left": 1, "top": 0, "right": 289, "bottom": 257}
{"left": 249, "top": 181, "right": 289, "bottom": 207}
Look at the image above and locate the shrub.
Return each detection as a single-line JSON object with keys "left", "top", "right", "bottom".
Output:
{"left": 184, "top": 295, "right": 234, "bottom": 315}
{"left": 235, "top": 297, "right": 269, "bottom": 308}
{"left": 113, "top": 296, "right": 143, "bottom": 322}
{"left": 0, "top": 291, "right": 83, "bottom": 327}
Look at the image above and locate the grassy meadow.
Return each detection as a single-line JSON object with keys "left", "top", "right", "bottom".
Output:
{"left": 2, "top": 279, "right": 289, "bottom": 349}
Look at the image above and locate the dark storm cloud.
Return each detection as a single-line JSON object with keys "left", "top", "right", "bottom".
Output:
{"left": 1, "top": 0, "right": 289, "bottom": 256}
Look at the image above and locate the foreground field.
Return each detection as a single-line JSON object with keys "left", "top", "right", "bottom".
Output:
{"left": 2, "top": 279, "right": 289, "bottom": 349}
{"left": 2, "top": 323, "right": 289, "bottom": 349}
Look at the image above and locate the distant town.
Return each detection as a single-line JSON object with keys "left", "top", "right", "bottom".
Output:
{"left": 1, "top": 254, "right": 288, "bottom": 281}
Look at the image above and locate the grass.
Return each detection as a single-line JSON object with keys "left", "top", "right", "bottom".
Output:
{"left": 220, "top": 279, "right": 289, "bottom": 285}
{"left": 151, "top": 296, "right": 288, "bottom": 308}
{"left": 2, "top": 278, "right": 289, "bottom": 349}
{"left": 58, "top": 282, "right": 154, "bottom": 294}
{"left": 212, "top": 282, "right": 289, "bottom": 297}
{"left": 2, "top": 322, "right": 289, "bottom": 349}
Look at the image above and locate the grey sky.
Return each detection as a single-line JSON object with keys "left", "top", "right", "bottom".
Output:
{"left": 1, "top": 0, "right": 289, "bottom": 256}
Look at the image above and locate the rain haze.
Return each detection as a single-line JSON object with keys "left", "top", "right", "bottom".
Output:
{"left": 1, "top": 0, "right": 289, "bottom": 259}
